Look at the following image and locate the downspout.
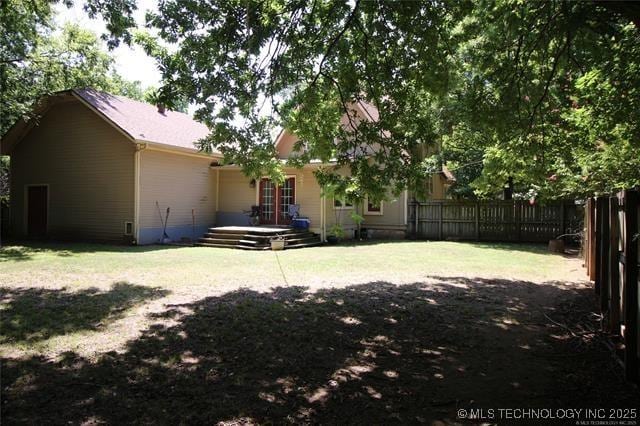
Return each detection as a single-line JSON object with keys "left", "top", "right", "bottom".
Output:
{"left": 403, "top": 189, "right": 408, "bottom": 226}
{"left": 320, "top": 193, "right": 326, "bottom": 242}
{"left": 134, "top": 143, "right": 147, "bottom": 244}
{"left": 215, "top": 168, "right": 220, "bottom": 216}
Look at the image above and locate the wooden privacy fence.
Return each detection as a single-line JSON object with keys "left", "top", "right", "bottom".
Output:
{"left": 408, "top": 199, "right": 580, "bottom": 242}
{"left": 584, "top": 190, "right": 639, "bottom": 382}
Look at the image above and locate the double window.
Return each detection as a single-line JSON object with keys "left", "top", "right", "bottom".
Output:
{"left": 333, "top": 197, "right": 383, "bottom": 215}
{"left": 333, "top": 198, "right": 353, "bottom": 210}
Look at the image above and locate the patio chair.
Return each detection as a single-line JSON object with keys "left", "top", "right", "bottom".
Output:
{"left": 288, "top": 204, "right": 301, "bottom": 220}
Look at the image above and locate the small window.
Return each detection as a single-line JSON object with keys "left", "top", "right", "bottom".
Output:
{"left": 124, "top": 221, "right": 133, "bottom": 235}
{"left": 333, "top": 198, "right": 353, "bottom": 209}
{"left": 427, "top": 176, "right": 434, "bottom": 196}
{"left": 364, "top": 197, "right": 383, "bottom": 215}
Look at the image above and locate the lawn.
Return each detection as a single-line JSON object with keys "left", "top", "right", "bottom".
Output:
{"left": 1, "top": 241, "right": 638, "bottom": 424}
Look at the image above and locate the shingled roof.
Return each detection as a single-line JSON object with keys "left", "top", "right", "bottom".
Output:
{"left": 73, "top": 88, "right": 212, "bottom": 151}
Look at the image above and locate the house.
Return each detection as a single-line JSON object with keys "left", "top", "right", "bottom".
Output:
{"left": 1, "top": 89, "right": 454, "bottom": 245}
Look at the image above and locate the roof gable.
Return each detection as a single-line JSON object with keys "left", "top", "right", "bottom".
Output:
{"left": 73, "top": 88, "right": 212, "bottom": 152}
{"left": 2, "top": 88, "right": 217, "bottom": 156}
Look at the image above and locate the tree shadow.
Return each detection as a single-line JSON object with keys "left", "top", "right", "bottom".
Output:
{"left": 2, "top": 277, "right": 638, "bottom": 424}
{"left": 327, "top": 239, "right": 559, "bottom": 256}
{"left": 0, "top": 242, "right": 186, "bottom": 262}
{"left": 0, "top": 282, "right": 169, "bottom": 343}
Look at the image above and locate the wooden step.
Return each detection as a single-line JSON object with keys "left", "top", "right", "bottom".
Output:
{"left": 285, "top": 241, "right": 324, "bottom": 249}
{"left": 203, "top": 232, "right": 244, "bottom": 240}
{"left": 285, "top": 236, "right": 322, "bottom": 245}
{"left": 198, "top": 238, "right": 240, "bottom": 245}
{"left": 196, "top": 242, "right": 239, "bottom": 249}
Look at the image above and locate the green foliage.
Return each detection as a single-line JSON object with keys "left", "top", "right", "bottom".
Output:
{"left": 349, "top": 211, "right": 364, "bottom": 227}
{"left": 143, "top": 0, "right": 639, "bottom": 200}
{"left": 445, "top": 1, "right": 640, "bottom": 199}
{"left": 1, "top": 0, "right": 140, "bottom": 136}
{"left": 0, "top": 22, "right": 148, "bottom": 136}
{"left": 144, "top": 0, "right": 466, "bottom": 200}
{"left": 328, "top": 224, "right": 345, "bottom": 239}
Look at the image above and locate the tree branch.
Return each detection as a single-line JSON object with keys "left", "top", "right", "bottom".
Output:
{"left": 310, "top": 0, "right": 361, "bottom": 87}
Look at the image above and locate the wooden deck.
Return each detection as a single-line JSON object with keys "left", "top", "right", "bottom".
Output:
{"left": 197, "top": 226, "right": 322, "bottom": 250}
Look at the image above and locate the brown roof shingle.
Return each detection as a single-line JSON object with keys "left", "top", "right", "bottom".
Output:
{"left": 73, "top": 88, "right": 214, "bottom": 152}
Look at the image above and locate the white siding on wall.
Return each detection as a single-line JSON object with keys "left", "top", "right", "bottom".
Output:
{"left": 10, "top": 100, "right": 135, "bottom": 241}
{"left": 138, "top": 149, "right": 217, "bottom": 242}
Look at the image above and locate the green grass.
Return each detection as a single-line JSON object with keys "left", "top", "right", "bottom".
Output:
{"left": 5, "top": 241, "right": 635, "bottom": 425}
{"left": 0, "top": 240, "right": 583, "bottom": 358}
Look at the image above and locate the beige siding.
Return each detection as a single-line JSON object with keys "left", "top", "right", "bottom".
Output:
{"left": 291, "top": 168, "right": 322, "bottom": 230}
{"left": 325, "top": 191, "right": 407, "bottom": 232}
{"left": 275, "top": 132, "right": 299, "bottom": 158}
{"left": 217, "top": 170, "right": 256, "bottom": 214}
{"left": 217, "top": 168, "right": 323, "bottom": 232}
{"left": 10, "top": 100, "right": 135, "bottom": 241}
{"left": 138, "top": 149, "right": 216, "bottom": 243}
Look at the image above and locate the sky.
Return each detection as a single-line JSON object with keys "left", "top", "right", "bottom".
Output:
{"left": 54, "top": 0, "right": 161, "bottom": 90}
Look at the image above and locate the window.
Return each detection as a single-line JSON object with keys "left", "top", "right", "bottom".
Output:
{"left": 427, "top": 176, "right": 434, "bottom": 196}
{"left": 124, "top": 222, "right": 133, "bottom": 235}
{"left": 364, "top": 197, "right": 383, "bottom": 215}
{"left": 333, "top": 198, "right": 353, "bottom": 209}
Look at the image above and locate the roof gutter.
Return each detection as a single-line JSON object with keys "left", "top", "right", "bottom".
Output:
{"left": 139, "top": 140, "right": 222, "bottom": 160}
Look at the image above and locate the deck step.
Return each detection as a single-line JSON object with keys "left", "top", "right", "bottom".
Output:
{"left": 284, "top": 236, "right": 322, "bottom": 245}
{"left": 198, "top": 238, "right": 240, "bottom": 245}
{"left": 203, "top": 233, "right": 244, "bottom": 240}
{"left": 199, "top": 226, "right": 323, "bottom": 250}
{"left": 285, "top": 241, "right": 324, "bottom": 249}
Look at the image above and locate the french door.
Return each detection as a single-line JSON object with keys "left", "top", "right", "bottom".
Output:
{"left": 259, "top": 177, "right": 295, "bottom": 225}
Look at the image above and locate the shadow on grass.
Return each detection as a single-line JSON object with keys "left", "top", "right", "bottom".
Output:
{"left": 0, "top": 282, "right": 169, "bottom": 343}
{"left": 0, "top": 242, "right": 186, "bottom": 262}
{"left": 2, "top": 277, "right": 638, "bottom": 424}
{"left": 322, "top": 239, "right": 559, "bottom": 255}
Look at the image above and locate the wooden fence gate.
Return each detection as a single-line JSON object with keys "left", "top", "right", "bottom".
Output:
{"left": 408, "top": 199, "right": 580, "bottom": 243}
{"left": 584, "top": 190, "right": 639, "bottom": 382}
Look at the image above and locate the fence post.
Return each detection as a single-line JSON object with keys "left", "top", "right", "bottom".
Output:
{"left": 608, "top": 196, "right": 621, "bottom": 335}
{"left": 599, "top": 197, "right": 610, "bottom": 314}
{"left": 515, "top": 200, "right": 521, "bottom": 242}
{"left": 475, "top": 201, "right": 480, "bottom": 241}
{"left": 414, "top": 201, "right": 419, "bottom": 238}
{"left": 623, "top": 190, "right": 639, "bottom": 382}
{"left": 595, "top": 198, "right": 603, "bottom": 295}
{"left": 438, "top": 202, "right": 443, "bottom": 240}
{"left": 589, "top": 198, "right": 597, "bottom": 281}
{"left": 560, "top": 201, "right": 566, "bottom": 235}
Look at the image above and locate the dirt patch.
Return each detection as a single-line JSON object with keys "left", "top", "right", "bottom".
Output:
{"left": 2, "top": 275, "right": 638, "bottom": 424}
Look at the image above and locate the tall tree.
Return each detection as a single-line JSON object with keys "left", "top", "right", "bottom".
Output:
{"left": 0, "top": 22, "right": 146, "bottom": 136}
{"left": 443, "top": 0, "right": 640, "bottom": 199}
{"left": 142, "top": 0, "right": 466, "bottom": 201}
{"left": 144, "top": 0, "right": 639, "bottom": 200}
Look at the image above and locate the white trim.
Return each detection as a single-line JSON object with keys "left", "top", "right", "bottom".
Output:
{"left": 133, "top": 144, "right": 144, "bottom": 244}
{"left": 215, "top": 169, "right": 220, "bottom": 213}
{"left": 273, "top": 129, "right": 287, "bottom": 148}
{"left": 403, "top": 189, "right": 408, "bottom": 225}
{"left": 320, "top": 193, "right": 325, "bottom": 241}
{"left": 24, "top": 184, "right": 50, "bottom": 236}
{"left": 140, "top": 140, "right": 222, "bottom": 160}
{"left": 332, "top": 198, "right": 353, "bottom": 210}
{"left": 364, "top": 196, "right": 384, "bottom": 216}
